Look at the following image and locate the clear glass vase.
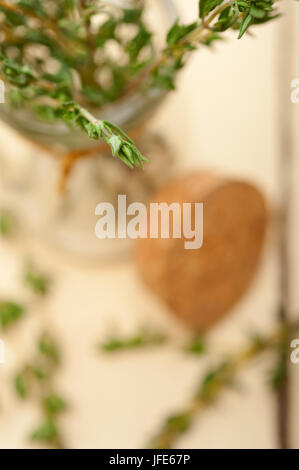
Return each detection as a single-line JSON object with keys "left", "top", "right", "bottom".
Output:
{"left": 0, "top": 0, "right": 177, "bottom": 261}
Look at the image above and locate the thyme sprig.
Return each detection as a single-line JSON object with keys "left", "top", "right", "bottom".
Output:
{"left": 184, "top": 335, "right": 206, "bottom": 356}
{"left": 24, "top": 262, "right": 51, "bottom": 296}
{"left": 0, "top": 0, "right": 287, "bottom": 168}
{"left": 100, "top": 328, "right": 167, "bottom": 353}
{"left": 0, "top": 234, "right": 52, "bottom": 330}
{"left": 0, "top": 211, "right": 26, "bottom": 330}
{"left": 60, "top": 103, "right": 148, "bottom": 168}
{"left": 0, "top": 210, "right": 14, "bottom": 237}
{"left": 99, "top": 327, "right": 207, "bottom": 355}
{"left": 148, "top": 0, "right": 281, "bottom": 92}
{"left": 0, "top": 57, "right": 147, "bottom": 168}
{"left": 14, "top": 332, "right": 67, "bottom": 449}
{"left": 150, "top": 322, "right": 299, "bottom": 449}
{"left": 0, "top": 301, "right": 25, "bottom": 330}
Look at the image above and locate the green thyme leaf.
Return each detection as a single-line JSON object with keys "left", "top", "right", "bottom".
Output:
{"left": 38, "top": 334, "right": 60, "bottom": 364}
{"left": 167, "top": 22, "right": 197, "bottom": 46}
{"left": 14, "top": 372, "right": 28, "bottom": 398}
{"left": 238, "top": 12, "right": 253, "bottom": 38}
{"left": 24, "top": 263, "right": 51, "bottom": 296}
{"left": 250, "top": 5, "right": 267, "bottom": 18}
{"left": 100, "top": 329, "right": 167, "bottom": 353}
{"left": 0, "top": 302, "right": 25, "bottom": 330}
{"left": 31, "top": 420, "right": 59, "bottom": 442}
{"left": 165, "top": 413, "right": 192, "bottom": 434}
{"left": 185, "top": 335, "right": 206, "bottom": 355}
{"left": 43, "top": 394, "right": 67, "bottom": 415}
{"left": 0, "top": 211, "right": 14, "bottom": 237}
{"left": 199, "top": 0, "right": 224, "bottom": 19}
{"left": 109, "top": 135, "right": 123, "bottom": 157}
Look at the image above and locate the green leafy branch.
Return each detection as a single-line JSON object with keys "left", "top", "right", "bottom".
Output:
{"left": 0, "top": 266, "right": 51, "bottom": 332}
{"left": 0, "top": 56, "right": 147, "bottom": 169}
{"left": 148, "top": 0, "right": 281, "bottom": 91}
{"left": 14, "top": 332, "right": 67, "bottom": 449}
{"left": 100, "top": 328, "right": 167, "bottom": 353}
{"left": 0, "top": 214, "right": 25, "bottom": 330}
{"left": 0, "top": 0, "right": 152, "bottom": 166}
{"left": 0, "top": 0, "right": 286, "bottom": 170}
{"left": 24, "top": 262, "right": 51, "bottom": 296}
{"left": 185, "top": 335, "right": 206, "bottom": 355}
{"left": 59, "top": 103, "right": 148, "bottom": 168}
{"left": 0, "top": 213, "right": 67, "bottom": 447}
{"left": 0, "top": 214, "right": 51, "bottom": 330}
{"left": 99, "top": 327, "right": 207, "bottom": 356}
{"left": 149, "top": 321, "right": 299, "bottom": 449}
{"left": 0, "top": 210, "right": 15, "bottom": 237}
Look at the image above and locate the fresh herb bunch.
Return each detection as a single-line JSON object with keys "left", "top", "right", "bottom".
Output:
{"left": 0, "top": 0, "right": 286, "bottom": 168}
{"left": 150, "top": 322, "right": 299, "bottom": 449}
{"left": 14, "top": 332, "right": 67, "bottom": 449}
{"left": 100, "top": 327, "right": 167, "bottom": 352}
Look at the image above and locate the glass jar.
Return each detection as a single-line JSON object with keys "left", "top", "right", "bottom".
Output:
{"left": 0, "top": 0, "right": 177, "bottom": 261}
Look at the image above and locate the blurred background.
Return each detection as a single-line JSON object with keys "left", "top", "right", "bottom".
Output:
{"left": 0, "top": 0, "right": 299, "bottom": 449}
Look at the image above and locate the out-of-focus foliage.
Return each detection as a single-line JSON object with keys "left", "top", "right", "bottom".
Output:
{"left": 0, "top": 0, "right": 284, "bottom": 165}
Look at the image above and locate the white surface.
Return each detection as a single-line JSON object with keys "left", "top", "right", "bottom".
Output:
{"left": 0, "top": 0, "right": 299, "bottom": 449}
